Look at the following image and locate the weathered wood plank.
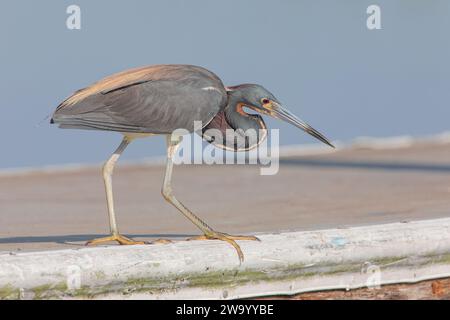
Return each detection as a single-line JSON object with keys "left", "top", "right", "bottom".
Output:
{"left": 264, "top": 278, "right": 450, "bottom": 300}
{"left": 1, "top": 218, "right": 450, "bottom": 299}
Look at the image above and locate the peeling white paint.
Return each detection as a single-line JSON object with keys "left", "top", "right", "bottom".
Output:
{"left": 0, "top": 218, "right": 450, "bottom": 299}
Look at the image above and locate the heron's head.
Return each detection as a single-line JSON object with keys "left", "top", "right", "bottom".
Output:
{"left": 230, "top": 84, "right": 334, "bottom": 148}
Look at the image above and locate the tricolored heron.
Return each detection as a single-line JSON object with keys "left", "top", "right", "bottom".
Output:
{"left": 51, "top": 64, "right": 333, "bottom": 262}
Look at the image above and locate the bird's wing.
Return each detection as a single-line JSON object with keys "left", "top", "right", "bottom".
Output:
{"left": 52, "top": 65, "right": 227, "bottom": 133}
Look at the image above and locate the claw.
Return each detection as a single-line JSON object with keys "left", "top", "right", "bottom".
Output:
{"left": 188, "top": 232, "right": 260, "bottom": 263}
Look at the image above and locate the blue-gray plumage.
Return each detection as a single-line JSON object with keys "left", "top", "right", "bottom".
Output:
{"left": 51, "top": 64, "right": 334, "bottom": 263}
{"left": 52, "top": 65, "right": 227, "bottom": 134}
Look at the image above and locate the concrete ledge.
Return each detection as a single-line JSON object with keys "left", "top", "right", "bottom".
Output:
{"left": 1, "top": 218, "right": 450, "bottom": 299}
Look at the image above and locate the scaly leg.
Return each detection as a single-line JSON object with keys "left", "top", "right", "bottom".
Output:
{"left": 86, "top": 136, "right": 146, "bottom": 246}
{"left": 161, "top": 135, "right": 259, "bottom": 263}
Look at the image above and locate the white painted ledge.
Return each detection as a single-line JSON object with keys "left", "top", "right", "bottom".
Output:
{"left": 1, "top": 218, "right": 450, "bottom": 299}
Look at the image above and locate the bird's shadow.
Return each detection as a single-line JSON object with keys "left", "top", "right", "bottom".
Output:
{"left": 0, "top": 234, "right": 196, "bottom": 246}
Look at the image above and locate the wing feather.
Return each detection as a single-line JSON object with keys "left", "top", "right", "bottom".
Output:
{"left": 52, "top": 65, "right": 227, "bottom": 133}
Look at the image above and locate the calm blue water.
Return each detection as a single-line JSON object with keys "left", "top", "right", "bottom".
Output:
{"left": 1, "top": 0, "right": 449, "bottom": 169}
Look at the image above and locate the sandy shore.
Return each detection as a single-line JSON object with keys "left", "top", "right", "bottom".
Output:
{"left": 1, "top": 140, "right": 449, "bottom": 253}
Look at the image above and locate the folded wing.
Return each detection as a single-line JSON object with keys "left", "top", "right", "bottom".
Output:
{"left": 52, "top": 65, "right": 227, "bottom": 134}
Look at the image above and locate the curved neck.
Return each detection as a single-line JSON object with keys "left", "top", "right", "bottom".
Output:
{"left": 224, "top": 89, "right": 262, "bottom": 132}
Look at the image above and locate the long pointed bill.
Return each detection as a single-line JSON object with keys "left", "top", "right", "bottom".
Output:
{"left": 270, "top": 102, "right": 335, "bottom": 148}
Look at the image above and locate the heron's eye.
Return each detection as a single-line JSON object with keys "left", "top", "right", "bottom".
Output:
{"left": 262, "top": 98, "right": 270, "bottom": 105}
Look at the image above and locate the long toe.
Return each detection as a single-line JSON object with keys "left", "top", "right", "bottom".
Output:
{"left": 150, "top": 238, "right": 173, "bottom": 244}
{"left": 187, "top": 231, "right": 260, "bottom": 263}
{"left": 85, "top": 234, "right": 147, "bottom": 246}
{"left": 187, "top": 233, "right": 259, "bottom": 242}
{"left": 221, "top": 233, "right": 261, "bottom": 241}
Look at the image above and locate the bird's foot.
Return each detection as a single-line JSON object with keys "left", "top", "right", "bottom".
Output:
{"left": 188, "top": 232, "right": 260, "bottom": 263}
{"left": 85, "top": 234, "right": 147, "bottom": 246}
{"left": 150, "top": 238, "right": 173, "bottom": 244}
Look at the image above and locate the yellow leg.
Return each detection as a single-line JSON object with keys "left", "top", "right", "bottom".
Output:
{"left": 161, "top": 135, "right": 259, "bottom": 263}
{"left": 86, "top": 136, "right": 156, "bottom": 247}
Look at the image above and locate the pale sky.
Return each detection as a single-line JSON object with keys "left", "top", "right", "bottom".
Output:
{"left": 1, "top": 0, "right": 449, "bottom": 168}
